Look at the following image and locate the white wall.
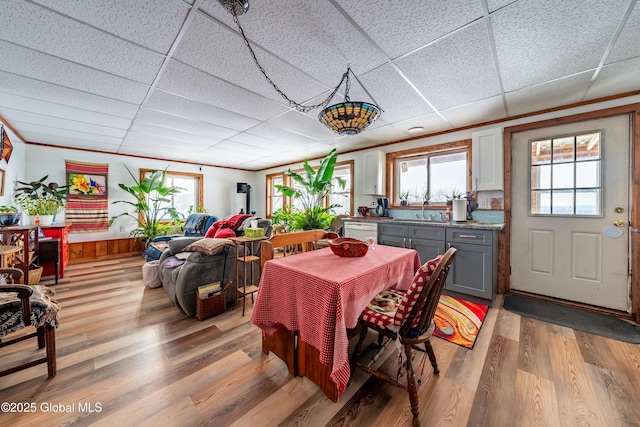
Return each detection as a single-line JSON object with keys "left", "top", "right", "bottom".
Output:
{"left": 24, "top": 145, "right": 254, "bottom": 243}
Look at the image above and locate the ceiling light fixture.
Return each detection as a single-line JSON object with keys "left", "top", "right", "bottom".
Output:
{"left": 407, "top": 126, "right": 424, "bottom": 133}
{"left": 219, "top": 0, "right": 381, "bottom": 135}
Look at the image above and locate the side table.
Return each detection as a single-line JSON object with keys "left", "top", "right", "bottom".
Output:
{"left": 230, "top": 235, "right": 267, "bottom": 316}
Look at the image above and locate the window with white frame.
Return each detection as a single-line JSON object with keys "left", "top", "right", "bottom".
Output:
{"left": 391, "top": 142, "right": 470, "bottom": 206}
{"left": 529, "top": 131, "right": 602, "bottom": 216}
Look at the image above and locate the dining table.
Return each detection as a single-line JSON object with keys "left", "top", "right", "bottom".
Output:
{"left": 250, "top": 244, "right": 421, "bottom": 401}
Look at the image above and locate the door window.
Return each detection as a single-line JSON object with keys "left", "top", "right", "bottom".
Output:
{"left": 530, "top": 131, "right": 602, "bottom": 216}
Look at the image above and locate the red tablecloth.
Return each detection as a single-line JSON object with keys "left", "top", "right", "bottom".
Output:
{"left": 251, "top": 245, "right": 421, "bottom": 395}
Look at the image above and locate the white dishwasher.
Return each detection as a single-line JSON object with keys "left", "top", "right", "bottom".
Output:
{"left": 343, "top": 221, "right": 378, "bottom": 244}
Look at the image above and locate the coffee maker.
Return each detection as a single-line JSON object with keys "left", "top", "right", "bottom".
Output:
{"left": 376, "top": 198, "right": 389, "bottom": 217}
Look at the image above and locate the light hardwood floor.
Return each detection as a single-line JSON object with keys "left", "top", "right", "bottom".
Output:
{"left": 1, "top": 256, "right": 640, "bottom": 426}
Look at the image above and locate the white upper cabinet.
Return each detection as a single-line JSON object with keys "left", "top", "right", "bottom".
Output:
{"left": 472, "top": 128, "right": 504, "bottom": 191}
{"left": 364, "top": 150, "right": 386, "bottom": 195}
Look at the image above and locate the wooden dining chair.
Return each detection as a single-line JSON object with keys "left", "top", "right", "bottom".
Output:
{"left": 0, "top": 268, "right": 59, "bottom": 378}
{"left": 350, "top": 248, "right": 457, "bottom": 427}
{"left": 259, "top": 229, "right": 330, "bottom": 269}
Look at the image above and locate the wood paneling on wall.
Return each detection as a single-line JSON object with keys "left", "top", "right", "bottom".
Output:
{"left": 69, "top": 238, "right": 145, "bottom": 263}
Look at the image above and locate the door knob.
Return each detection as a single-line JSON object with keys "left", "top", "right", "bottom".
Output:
{"left": 613, "top": 220, "right": 625, "bottom": 227}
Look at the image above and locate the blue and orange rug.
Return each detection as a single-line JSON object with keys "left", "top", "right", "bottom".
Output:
{"left": 433, "top": 295, "right": 488, "bottom": 349}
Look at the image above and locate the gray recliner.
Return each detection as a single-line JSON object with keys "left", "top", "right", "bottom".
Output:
{"left": 157, "top": 218, "right": 272, "bottom": 317}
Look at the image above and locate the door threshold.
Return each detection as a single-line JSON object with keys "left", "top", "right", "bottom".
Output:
{"left": 507, "top": 290, "right": 635, "bottom": 322}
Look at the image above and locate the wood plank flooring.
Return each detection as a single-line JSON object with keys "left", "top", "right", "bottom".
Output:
{"left": 1, "top": 256, "right": 640, "bottom": 426}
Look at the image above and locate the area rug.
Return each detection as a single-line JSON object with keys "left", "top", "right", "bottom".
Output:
{"left": 432, "top": 295, "right": 488, "bottom": 349}
{"left": 503, "top": 294, "right": 640, "bottom": 344}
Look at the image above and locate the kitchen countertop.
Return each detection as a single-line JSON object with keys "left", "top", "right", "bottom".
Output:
{"left": 343, "top": 216, "right": 505, "bottom": 231}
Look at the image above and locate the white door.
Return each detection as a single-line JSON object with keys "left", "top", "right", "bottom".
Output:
{"left": 511, "top": 115, "right": 630, "bottom": 311}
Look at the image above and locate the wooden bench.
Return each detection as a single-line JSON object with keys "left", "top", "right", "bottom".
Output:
{"left": 259, "top": 229, "right": 338, "bottom": 269}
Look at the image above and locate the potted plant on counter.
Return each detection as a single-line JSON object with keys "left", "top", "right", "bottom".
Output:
{"left": 399, "top": 190, "right": 410, "bottom": 206}
{"left": 15, "top": 176, "right": 68, "bottom": 226}
{"left": 0, "top": 205, "right": 20, "bottom": 227}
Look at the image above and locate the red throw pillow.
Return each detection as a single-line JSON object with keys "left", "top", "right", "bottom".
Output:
{"left": 204, "top": 222, "right": 221, "bottom": 238}
{"left": 214, "top": 227, "right": 236, "bottom": 238}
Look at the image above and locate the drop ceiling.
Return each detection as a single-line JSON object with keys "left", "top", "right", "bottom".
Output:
{"left": 0, "top": 0, "right": 639, "bottom": 170}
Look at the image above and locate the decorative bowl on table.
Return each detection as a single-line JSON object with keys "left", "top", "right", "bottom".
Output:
{"left": 244, "top": 227, "right": 265, "bottom": 238}
{"left": 0, "top": 213, "right": 21, "bottom": 227}
{"left": 328, "top": 237, "right": 369, "bottom": 257}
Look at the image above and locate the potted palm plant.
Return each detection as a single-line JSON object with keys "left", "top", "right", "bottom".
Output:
{"left": 274, "top": 149, "right": 345, "bottom": 231}
{"left": 14, "top": 176, "right": 68, "bottom": 225}
{"left": 108, "top": 166, "right": 184, "bottom": 247}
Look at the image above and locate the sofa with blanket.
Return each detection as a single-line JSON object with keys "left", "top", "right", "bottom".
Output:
{"left": 145, "top": 213, "right": 218, "bottom": 261}
{"left": 158, "top": 237, "right": 237, "bottom": 316}
{"left": 157, "top": 216, "right": 272, "bottom": 317}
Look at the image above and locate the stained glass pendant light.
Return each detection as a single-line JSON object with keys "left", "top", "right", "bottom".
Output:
{"left": 219, "top": 0, "right": 381, "bottom": 135}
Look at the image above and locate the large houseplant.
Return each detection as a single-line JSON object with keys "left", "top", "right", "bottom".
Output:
{"left": 109, "top": 166, "right": 184, "bottom": 246}
{"left": 275, "top": 149, "right": 345, "bottom": 231}
{"left": 15, "top": 175, "right": 68, "bottom": 224}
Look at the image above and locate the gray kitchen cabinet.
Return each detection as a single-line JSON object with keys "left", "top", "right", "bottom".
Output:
{"left": 445, "top": 228, "right": 497, "bottom": 302}
{"left": 378, "top": 223, "right": 407, "bottom": 248}
{"left": 378, "top": 221, "right": 498, "bottom": 304}
{"left": 407, "top": 226, "right": 445, "bottom": 262}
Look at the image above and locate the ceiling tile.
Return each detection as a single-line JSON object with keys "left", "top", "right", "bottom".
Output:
{"left": 486, "top": 0, "right": 517, "bottom": 12}
{"left": 127, "top": 122, "right": 222, "bottom": 146}
{"left": 0, "top": 41, "right": 149, "bottom": 104}
{"left": 31, "top": 0, "right": 191, "bottom": 53}
{"left": 0, "top": 1, "right": 165, "bottom": 83}
{"left": 492, "top": 0, "right": 629, "bottom": 91}
{"left": 606, "top": 3, "right": 640, "bottom": 64}
{"left": 199, "top": 0, "right": 387, "bottom": 84}
{"left": 440, "top": 96, "right": 507, "bottom": 128}
{"left": 137, "top": 108, "right": 239, "bottom": 140}
{"left": 17, "top": 124, "right": 123, "bottom": 146}
{"left": 586, "top": 57, "right": 640, "bottom": 101}
{"left": 2, "top": 109, "right": 127, "bottom": 138}
{"left": 357, "top": 64, "right": 434, "bottom": 124}
{"left": 396, "top": 21, "right": 501, "bottom": 110}
{"left": 0, "top": 92, "right": 132, "bottom": 129}
{"left": 157, "top": 59, "right": 289, "bottom": 121}
{"left": 267, "top": 110, "right": 335, "bottom": 140}
{"left": 145, "top": 90, "right": 260, "bottom": 131}
{"left": 505, "top": 72, "right": 593, "bottom": 116}
{"left": 174, "top": 12, "right": 330, "bottom": 104}
{"left": 390, "top": 113, "right": 452, "bottom": 136}
{"left": 336, "top": 0, "right": 483, "bottom": 59}
{"left": 122, "top": 132, "right": 214, "bottom": 156}
{"left": 0, "top": 71, "right": 140, "bottom": 118}
{"left": 245, "top": 122, "right": 321, "bottom": 146}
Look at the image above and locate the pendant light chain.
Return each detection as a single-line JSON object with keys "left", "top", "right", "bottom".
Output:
{"left": 232, "top": 14, "right": 348, "bottom": 113}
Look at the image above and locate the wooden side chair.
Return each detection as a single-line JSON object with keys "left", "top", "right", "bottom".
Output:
{"left": 0, "top": 268, "right": 59, "bottom": 378}
{"left": 350, "top": 248, "right": 457, "bottom": 427}
{"left": 259, "top": 229, "right": 331, "bottom": 269}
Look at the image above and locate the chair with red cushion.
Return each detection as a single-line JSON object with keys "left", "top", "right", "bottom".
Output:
{"left": 350, "top": 248, "right": 456, "bottom": 427}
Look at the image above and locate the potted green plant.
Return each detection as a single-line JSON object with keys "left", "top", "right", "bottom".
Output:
{"left": 274, "top": 149, "right": 345, "bottom": 231}
{"left": 421, "top": 189, "right": 431, "bottom": 206}
{"left": 270, "top": 206, "right": 295, "bottom": 234}
{"left": 108, "top": 166, "right": 185, "bottom": 247}
{"left": 14, "top": 176, "right": 68, "bottom": 225}
{"left": 399, "top": 190, "right": 410, "bottom": 206}
{"left": 0, "top": 205, "right": 20, "bottom": 226}
{"left": 446, "top": 190, "right": 464, "bottom": 206}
